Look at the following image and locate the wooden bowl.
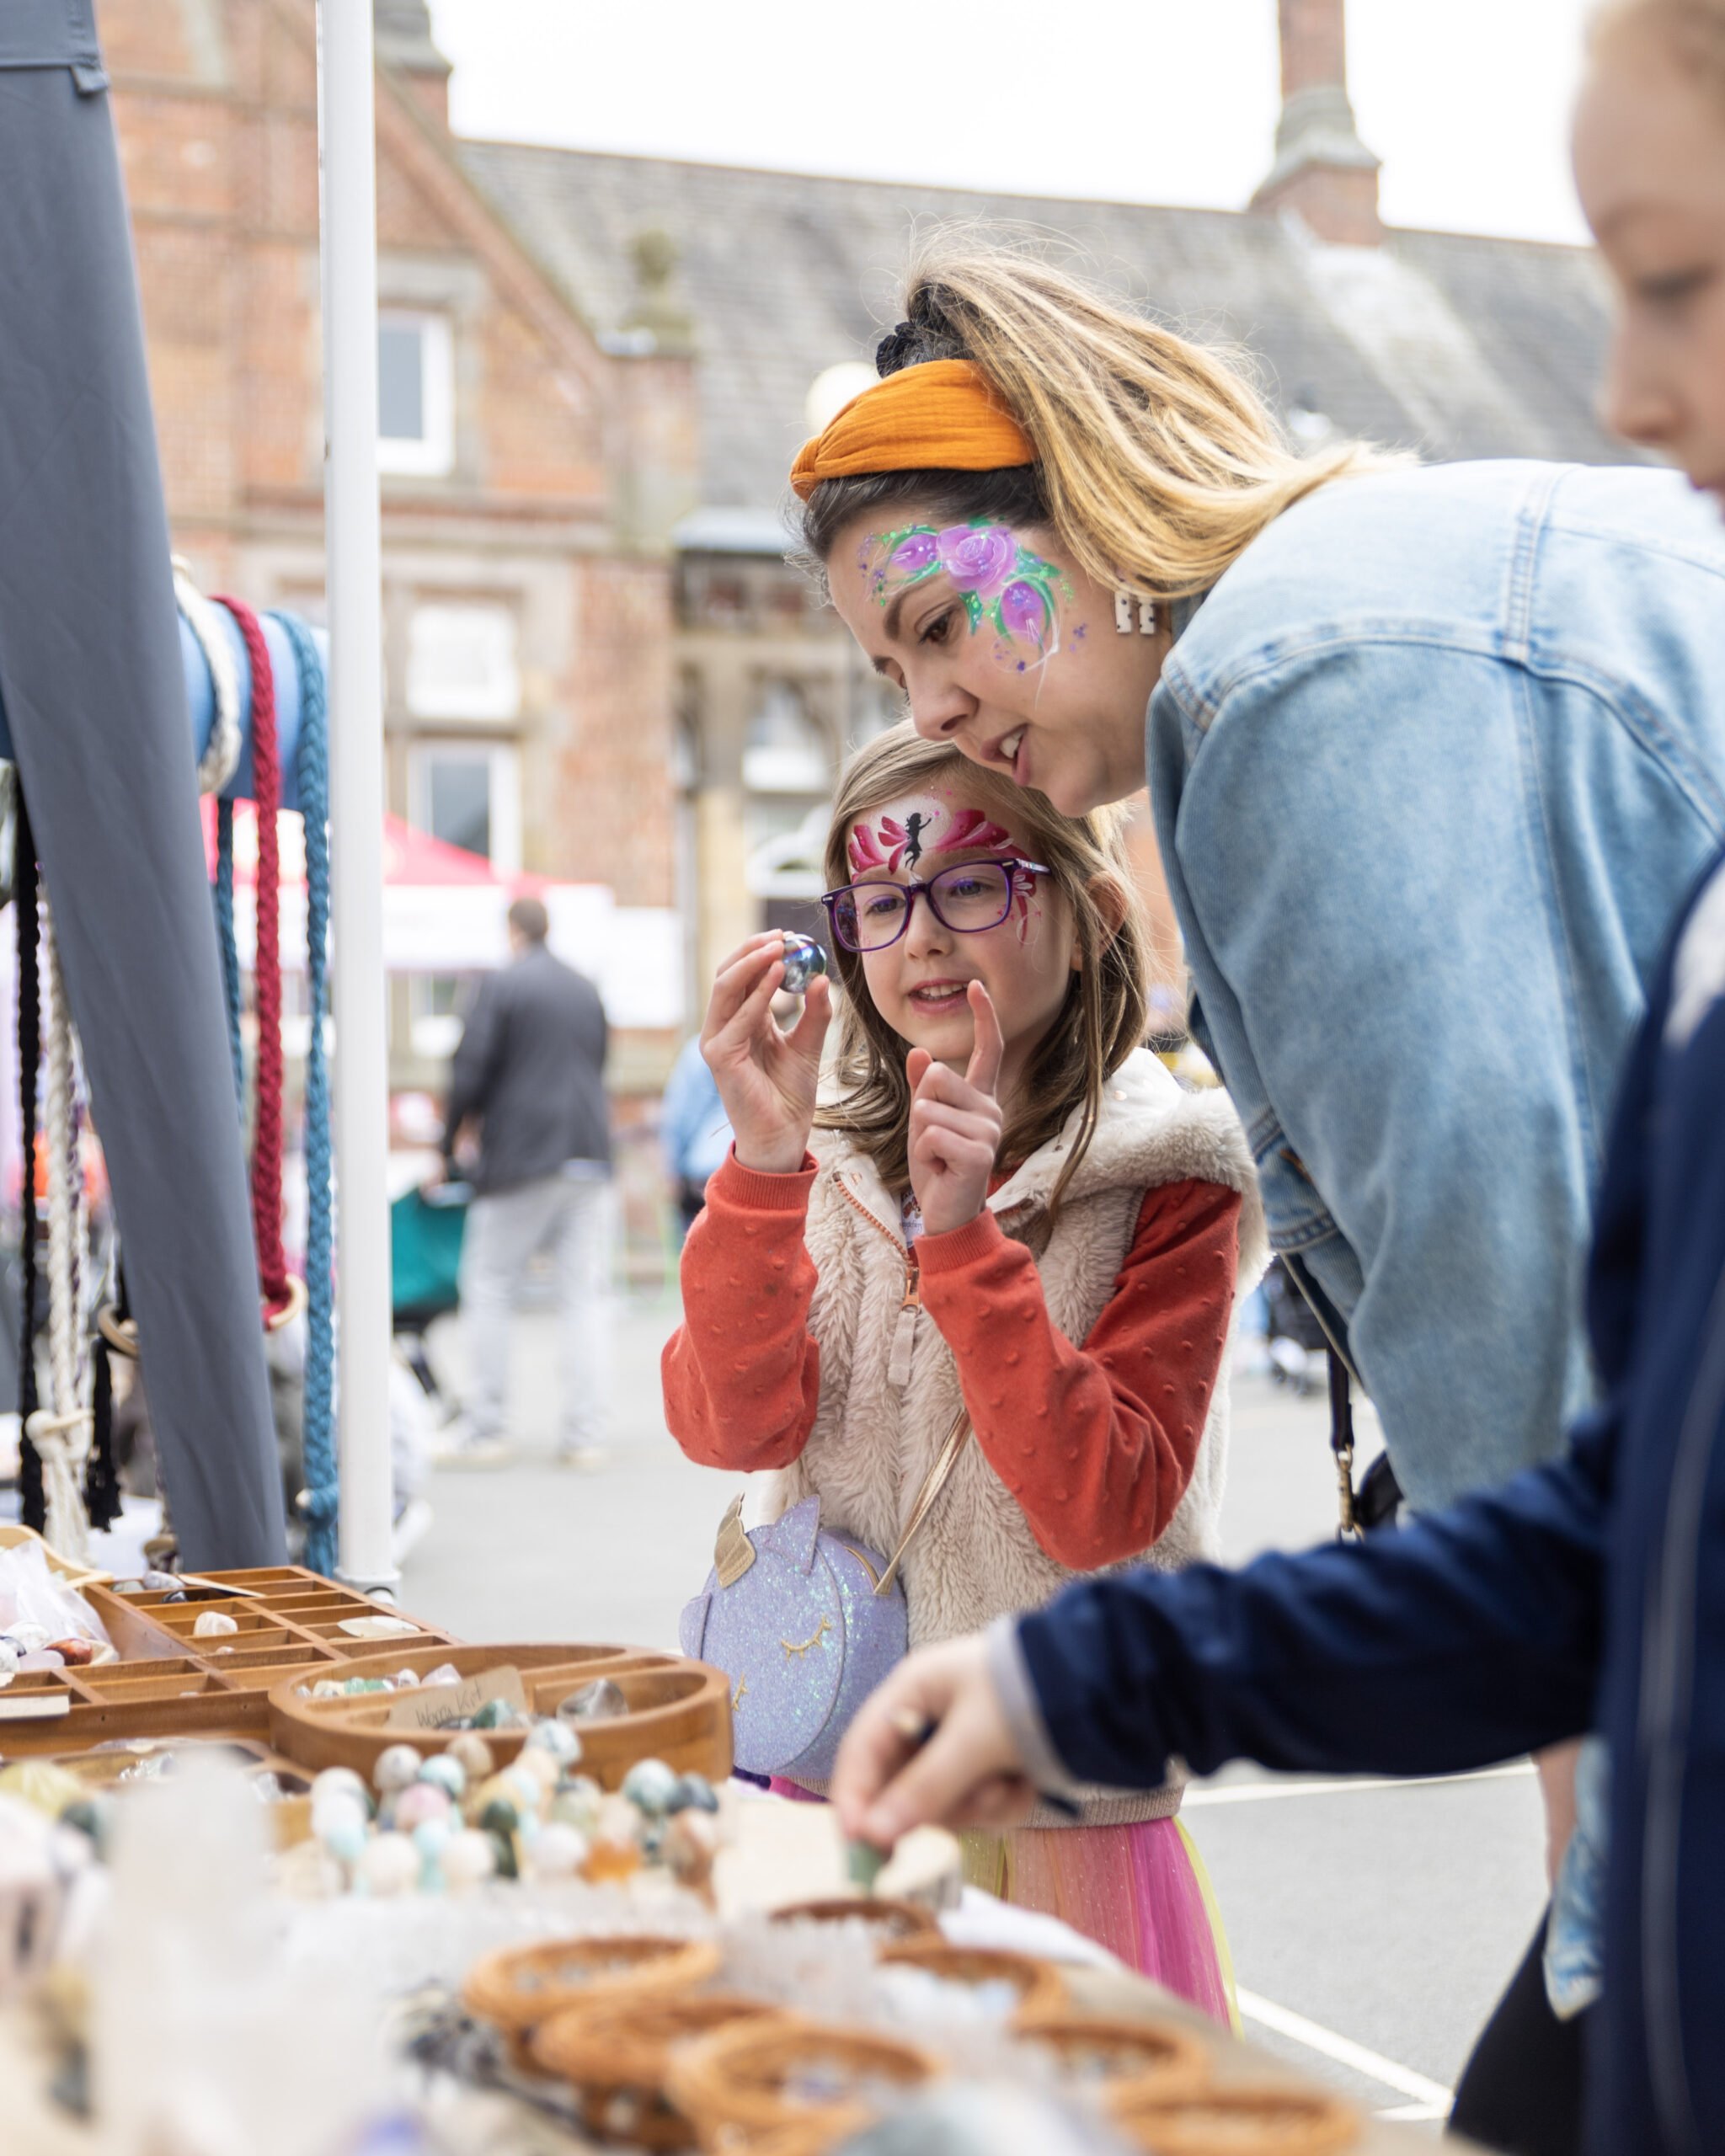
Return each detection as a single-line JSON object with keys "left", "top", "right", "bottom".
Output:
{"left": 741, "top": 2122, "right": 868, "bottom": 2156}
{"left": 1012, "top": 2007, "right": 1211, "bottom": 2106}
{"left": 1114, "top": 2085, "right": 1361, "bottom": 2154}
{"left": 462, "top": 1934, "right": 722, "bottom": 2037}
{"left": 770, "top": 1897, "right": 940, "bottom": 1943}
{"left": 531, "top": 1991, "right": 782, "bottom": 2150}
{"left": 879, "top": 1939, "right": 1066, "bottom": 2018}
{"left": 665, "top": 2013, "right": 941, "bottom": 2147}
{"left": 267, "top": 1641, "right": 732, "bottom": 1787}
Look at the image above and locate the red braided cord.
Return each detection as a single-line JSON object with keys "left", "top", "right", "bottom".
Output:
{"left": 216, "top": 597, "right": 291, "bottom": 1320}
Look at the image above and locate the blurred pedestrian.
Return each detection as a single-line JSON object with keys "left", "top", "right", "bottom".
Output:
{"left": 660, "top": 1028, "right": 732, "bottom": 1243}
{"left": 435, "top": 896, "right": 611, "bottom": 1468}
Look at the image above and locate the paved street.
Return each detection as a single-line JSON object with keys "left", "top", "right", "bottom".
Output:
{"left": 400, "top": 1294, "right": 1548, "bottom": 2132}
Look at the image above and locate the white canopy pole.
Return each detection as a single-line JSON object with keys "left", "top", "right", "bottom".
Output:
{"left": 318, "top": 2, "right": 397, "bottom": 1593}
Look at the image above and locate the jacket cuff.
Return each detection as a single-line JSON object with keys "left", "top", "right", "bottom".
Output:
{"left": 913, "top": 1209, "right": 1005, "bottom": 1273}
{"left": 710, "top": 1145, "right": 817, "bottom": 1211}
{"left": 985, "top": 1615, "right": 1083, "bottom": 1796}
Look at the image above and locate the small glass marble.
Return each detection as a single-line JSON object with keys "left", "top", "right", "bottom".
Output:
{"left": 780, "top": 934, "right": 827, "bottom": 996}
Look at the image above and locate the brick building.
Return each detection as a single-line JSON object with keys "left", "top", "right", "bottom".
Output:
{"left": 457, "top": 0, "right": 1644, "bottom": 1007}
{"left": 109, "top": 0, "right": 1643, "bottom": 1065}
{"left": 104, "top": 0, "right": 698, "bottom": 1090}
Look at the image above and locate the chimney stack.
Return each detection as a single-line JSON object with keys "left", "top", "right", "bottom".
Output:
{"left": 374, "top": 0, "right": 453, "bottom": 131}
{"left": 1251, "top": 0, "right": 1381, "bottom": 246}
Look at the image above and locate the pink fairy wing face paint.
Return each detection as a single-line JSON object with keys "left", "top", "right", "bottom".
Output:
{"left": 859, "top": 520, "right": 1076, "bottom": 675}
{"left": 846, "top": 789, "right": 1042, "bottom": 941}
{"left": 846, "top": 792, "right": 1013, "bottom": 876}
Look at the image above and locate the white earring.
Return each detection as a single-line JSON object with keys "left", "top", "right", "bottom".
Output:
{"left": 1114, "top": 594, "right": 1157, "bottom": 635}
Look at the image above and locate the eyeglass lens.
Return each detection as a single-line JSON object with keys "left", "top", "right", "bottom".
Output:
{"left": 833, "top": 862, "right": 1015, "bottom": 951}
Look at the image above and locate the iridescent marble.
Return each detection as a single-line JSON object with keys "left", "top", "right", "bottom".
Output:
{"left": 780, "top": 934, "right": 828, "bottom": 996}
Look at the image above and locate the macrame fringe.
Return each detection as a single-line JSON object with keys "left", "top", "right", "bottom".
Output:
{"left": 215, "top": 597, "right": 291, "bottom": 1321}
{"left": 275, "top": 613, "right": 338, "bottom": 1574}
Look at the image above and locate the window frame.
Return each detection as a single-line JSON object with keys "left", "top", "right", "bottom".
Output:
{"left": 407, "top": 736, "right": 523, "bottom": 873}
{"left": 377, "top": 310, "right": 455, "bottom": 478}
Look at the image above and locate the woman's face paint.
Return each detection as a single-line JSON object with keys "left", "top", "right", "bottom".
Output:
{"left": 859, "top": 520, "right": 1076, "bottom": 674}
{"left": 846, "top": 791, "right": 1042, "bottom": 942}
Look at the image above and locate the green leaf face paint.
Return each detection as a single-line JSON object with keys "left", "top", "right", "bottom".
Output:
{"left": 861, "top": 519, "right": 1075, "bottom": 674}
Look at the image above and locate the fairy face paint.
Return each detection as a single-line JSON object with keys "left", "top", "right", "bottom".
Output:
{"left": 859, "top": 520, "right": 1075, "bottom": 673}
{"left": 846, "top": 796, "right": 1013, "bottom": 874}
{"left": 846, "top": 791, "right": 1041, "bottom": 941}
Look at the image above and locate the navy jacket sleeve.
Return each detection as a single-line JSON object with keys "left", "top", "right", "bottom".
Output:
{"left": 1016, "top": 1425, "right": 1611, "bottom": 1790}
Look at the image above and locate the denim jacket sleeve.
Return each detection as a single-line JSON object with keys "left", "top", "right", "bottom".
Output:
{"left": 1151, "top": 635, "right": 1722, "bottom": 1508}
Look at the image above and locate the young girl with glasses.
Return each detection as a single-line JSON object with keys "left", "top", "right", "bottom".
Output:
{"left": 662, "top": 723, "right": 1264, "bottom": 2018}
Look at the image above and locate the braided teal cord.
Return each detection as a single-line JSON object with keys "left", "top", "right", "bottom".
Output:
{"left": 214, "top": 798, "right": 244, "bottom": 1108}
{"left": 276, "top": 612, "right": 338, "bottom": 1573}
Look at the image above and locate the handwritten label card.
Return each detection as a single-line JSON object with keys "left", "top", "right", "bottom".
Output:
{"left": 382, "top": 1663, "right": 528, "bottom": 1733}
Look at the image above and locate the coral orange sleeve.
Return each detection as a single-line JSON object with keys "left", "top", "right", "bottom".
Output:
{"left": 660, "top": 1149, "right": 823, "bottom": 1470}
{"left": 915, "top": 1178, "right": 1242, "bottom": 1569}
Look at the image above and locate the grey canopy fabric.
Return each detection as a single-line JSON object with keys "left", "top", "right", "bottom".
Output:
{"left": 0, "top": 35, "right": 286, "bottom": 1564}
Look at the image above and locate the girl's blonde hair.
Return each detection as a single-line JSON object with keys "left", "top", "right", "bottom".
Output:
{"left": 1591, "top": 0, "right": 1725, "bottom": 88}
{"left": 815, "top": 724, "right": 1151, "bottom": 1214}
{"left": 798, "top": 231, "right": 1396, "bottom": 606}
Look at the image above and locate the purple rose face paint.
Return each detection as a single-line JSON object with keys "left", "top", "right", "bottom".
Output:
{"left": 859, "top": 519, "right": 1076, "bottom": 674}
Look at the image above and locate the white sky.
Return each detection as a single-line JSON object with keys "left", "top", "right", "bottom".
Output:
{"left": 425, "top": 0, "right": 1595, "bottom": 246}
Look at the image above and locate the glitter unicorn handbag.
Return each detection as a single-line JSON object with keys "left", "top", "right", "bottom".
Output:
{"left": 680, "top": 1408, "right": 969, "bottom": 1782}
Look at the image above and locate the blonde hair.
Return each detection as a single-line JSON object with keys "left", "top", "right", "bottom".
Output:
{"left": 815, "top": 724, "right": 1151, "bottom": 1214}
{"left": 798, "top": 231, "right": 1397, "bottom": 606}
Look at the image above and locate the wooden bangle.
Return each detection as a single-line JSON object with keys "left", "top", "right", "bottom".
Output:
{"left": 665, "top": 2015, "right": 940, "bottom": 2145}
{"left": 264, "top": 1273, "right": 309, "bottom": 1332}
{"left": 462, "top": 1934, "right": 721, "bottom": 2036}
{"left": 770, "top": 1896, "right": 940, "bottom": 1942}
{"left": 1012, "top": 2006, "right": 1211, "bottom": 2106}
{"left": 530, "top": 1992, "right": 781, "bottom": 2151}
{"left": 97, "top": 1305, "right": 141, "bottom": 1359}
{"left": 1111, "top": 2084, "right": 1362, "bottom": 2154}
{"left": 879, "top": 1938, "right": 1067, "bottom": 2018}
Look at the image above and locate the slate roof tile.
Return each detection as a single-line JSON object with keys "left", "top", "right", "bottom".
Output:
{"left": 457, "top": 142, "right": 1645, "bottom": 512}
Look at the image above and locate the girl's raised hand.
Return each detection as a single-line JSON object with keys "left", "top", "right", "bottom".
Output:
{"left": 701, "top": 932, "right": 832, "bottom": 1175}
{"left": 905, "top": 981, "right": 1005, "bottom": 1237}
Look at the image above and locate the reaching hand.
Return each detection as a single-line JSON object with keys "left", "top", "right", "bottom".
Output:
{"left": 831, "top": 1635, "right": 1036, "bottom": 1849}
{"left": 905, "top": 982, "right": 1005, "bottom": 1236}
{"left": 701, "top": 933, "right": 832, "bottom": 1176}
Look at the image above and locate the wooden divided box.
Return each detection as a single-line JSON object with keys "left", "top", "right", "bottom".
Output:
{"left": 0, "top": 1566, "right": 457, "bottom": 1758}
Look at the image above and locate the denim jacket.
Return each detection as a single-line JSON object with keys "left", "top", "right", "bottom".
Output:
{"left": 1149, "top": 460, "right": 1725, "bottom": 1510}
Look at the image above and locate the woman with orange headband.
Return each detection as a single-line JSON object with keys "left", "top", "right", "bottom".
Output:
{"left": 801, "top": 201, "right": 1725, "bottom": 2154}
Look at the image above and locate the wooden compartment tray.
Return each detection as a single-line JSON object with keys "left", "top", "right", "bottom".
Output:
{"left": 0, "top": 1568, "right": 455, "bottom": 1757}
{"left": 266, "top": 1641, "right": 733, "bottom": 1786}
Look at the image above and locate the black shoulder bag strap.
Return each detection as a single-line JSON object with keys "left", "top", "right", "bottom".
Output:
{"left": 1283, "top": 1252, "right": 1403, "bottom": 1540}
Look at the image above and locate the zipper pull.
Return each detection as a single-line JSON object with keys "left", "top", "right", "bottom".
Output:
{"left": 888, "top": 1264, "right": 920, "bottom": 1388}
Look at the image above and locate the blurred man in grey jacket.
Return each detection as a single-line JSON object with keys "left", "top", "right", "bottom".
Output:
{"left": 438, "top": 897, "right": 611, "bottom": 1466}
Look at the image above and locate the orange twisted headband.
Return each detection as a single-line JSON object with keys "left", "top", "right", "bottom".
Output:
{"left": 789, "top": 359, "right": 1035, "bottom": 501}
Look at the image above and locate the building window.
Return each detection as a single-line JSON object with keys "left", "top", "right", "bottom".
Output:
{"left": 409, "top": 739, "right": 521, "bottom": 871}
{"left": 378, "top": 311, "right": 453, "bottom": 476}
{"left": 409, "top": 972, "right": 473, "bottom": 1063}
{"left": 742, "top": 683, "right": 830, "bottom": 795}
{"left": 406, "top": 603, "right": 520, "bottom": 722}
